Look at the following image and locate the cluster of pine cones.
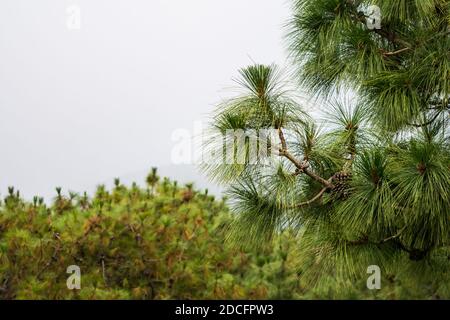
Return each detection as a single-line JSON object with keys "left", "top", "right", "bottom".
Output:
{"left": 330, "top": 171, "right": 353, "bottom": 200}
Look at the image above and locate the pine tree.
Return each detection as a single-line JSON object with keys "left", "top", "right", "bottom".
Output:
{"left": 203, "top": 0, "right": 450, "bottom": 298}
{"left": 0, "top": 173, "right": 302, "bottom": 299}
{"left": 146, "top": 167, "right": 160, "bottom": 196}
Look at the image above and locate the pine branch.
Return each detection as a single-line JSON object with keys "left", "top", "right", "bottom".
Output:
{"left": 381, "top": 47, "right": 411, "bottom": 57}
{"left": 346, "top": 228, "right": 405, "bottom": 247}
{"left": 377, "top": 28, "right": 449, "bottom": 58}
{"left": 278, "top": 127, "right": 287, "bottom": 151}
{"left": 380, "top": 226, "right": 406, "bottom": 243}
{"left": 344, "top": 227, "right": 433, "bottom": 261}
{"left": 277, "top": 128, "right": 334, "bottom": 189}
{"left": 346, "top": 234, "right": 370, "bottom": 246}
{"left": 407, "top": 112, "right": 443, "bottom": 128}
{"left": 288, "top": 186, "right": 328, "bottom": 209}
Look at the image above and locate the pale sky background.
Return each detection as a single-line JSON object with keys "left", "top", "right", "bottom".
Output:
{"left": 0, "top": 0, "right": 305, "bottom": 200}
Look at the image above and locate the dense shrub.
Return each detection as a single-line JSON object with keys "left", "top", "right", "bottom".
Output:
{"left": 0, "top": 173, "right": 301, "bottom": 300}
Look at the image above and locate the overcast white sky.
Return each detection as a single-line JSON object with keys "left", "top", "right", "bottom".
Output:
{"left": 0, "top": 0, "right": 296, "bottom": 200}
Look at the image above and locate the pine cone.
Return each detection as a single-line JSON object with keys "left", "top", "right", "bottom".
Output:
{"left": 331, "top": 171, "right": 353, "bottom": 200}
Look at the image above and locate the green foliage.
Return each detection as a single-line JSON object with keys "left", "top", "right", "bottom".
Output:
{"left": 0, "top": 172, "right": 302, "bottom": 300}
{"left": 287, "top": 0, "right": 449, "bottom": 131}
{"left": 201, "top": 64, "right": 309, "bottom": 184}
{"left": 1, "top": 0, "right": 448, "bottom": 301}
{"left": 202, "top": 0, "right": 450, "bottom": 299}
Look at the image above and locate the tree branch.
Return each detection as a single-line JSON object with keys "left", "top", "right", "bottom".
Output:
{"left": 277, "top": 127, "right": 334, "bottom": 189}
{"left": 381, "top": 47, "right": 411, "bottom": 57}
{"left": 278, "top": 127, "right": 287, "bottom": 151}
{"left": 407, "top": 112, "right": 442, "bottom": 127}
{"left": 380, "top": 226, "right": 406, "bottom": 243}
{"left": 344, "top": 227, "right": 431, "bottom": 260}
{"left": 288, "top": 187, "right": 328, "bottom": 209}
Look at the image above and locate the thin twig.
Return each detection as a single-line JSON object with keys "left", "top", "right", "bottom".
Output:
{"left": 288, "top": 187, "right": 328, "bottom": 209}
{"left": 278, "top": 127, "right": 287, "bottom": 151}
{"left": 101, "top": 256, "right": 107, "bottom": 286}
{"left": 407, "top": 112, "right": 442, "bottom": 127}
{"left": 381, "top": 47, "right": 411, "bottom": 57}
{"left": 381, "top": 226, "right": 407, "bottom": 243}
